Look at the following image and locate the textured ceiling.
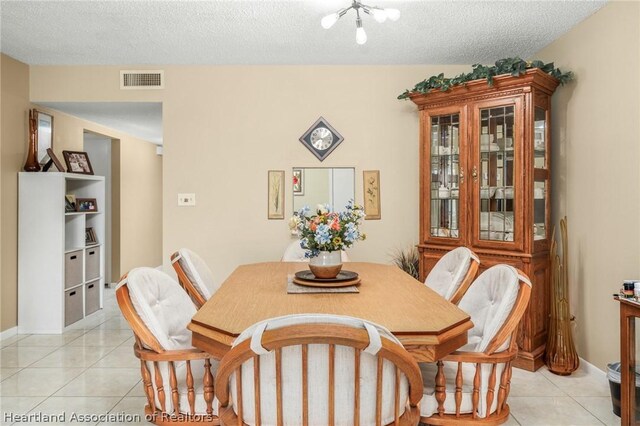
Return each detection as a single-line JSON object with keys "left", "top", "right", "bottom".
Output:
{"left": 37, "top": 102, "right": 163, "bottom": 145}
{"left": 1, "top": 0, "right": 606, "bottom": 65}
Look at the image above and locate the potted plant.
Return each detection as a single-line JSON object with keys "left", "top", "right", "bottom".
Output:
{"left": 290, "top": 201, "right": 366, "bottom": 278}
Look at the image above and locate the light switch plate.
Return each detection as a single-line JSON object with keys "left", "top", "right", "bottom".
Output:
{"left": 178, "top": 193, "right": 196, "bottom": 206}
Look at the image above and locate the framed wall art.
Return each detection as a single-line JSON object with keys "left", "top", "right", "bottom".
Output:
{"left": 268, "top": 170, "right": 285, "bottom": 219}
{"left": 63, "top": 150, "right": 94, "bottom": 175}
{"left": 36, "top": 110, "right": 54, "bottom": 165}
{"left": 363, "top": 170, "right": 381, "bottom": 220}
{"left": 292, "top": 168, "right": 304, "bottom": 196}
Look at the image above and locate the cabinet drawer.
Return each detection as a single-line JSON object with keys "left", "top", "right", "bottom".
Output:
{"left": 64, "top": 250, "right": 84, "bottom": 289}
{"left": 85, "top": 279, "right": 100, "bottom": 316}
{"left": 85, "top": 246, "right": 100, "bottom": 281}
{"left": 65, "top": 287, "right": 84, "bottom": 326}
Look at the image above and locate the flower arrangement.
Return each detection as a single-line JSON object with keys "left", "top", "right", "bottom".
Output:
{"left": 289, "top": 201, "right": 366, "bottom": 257}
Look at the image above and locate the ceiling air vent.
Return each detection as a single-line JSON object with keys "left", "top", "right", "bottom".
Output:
{"left": 120, "top": 70, "right": 164, "bottom": 90}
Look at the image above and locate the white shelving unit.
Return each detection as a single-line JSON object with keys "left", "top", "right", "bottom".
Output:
{"left": 18, "top": 172, "right": 106, "bottom": 333}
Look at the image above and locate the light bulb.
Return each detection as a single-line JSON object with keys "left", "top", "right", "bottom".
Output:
{"left": 356, "top": 26, "right": 367, "bottom": 45}
{"left": 371, "top": 8, "right": 387, "bottom": 23}
{"left": 385, "top": 8, "right": 400, "bottom": 21}
{"left": 321, "top": 12, "right": 339, "bottom": 29}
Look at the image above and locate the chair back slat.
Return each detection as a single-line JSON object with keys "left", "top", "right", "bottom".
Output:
{"left": 376, "top": 356, "right": 384, "bottom": 425}
{"left": 302, "top": 344, "right": 309, "bottom": 426}
{"left": 454, "top": 362, "right": 463, "bottom": 416}
{"left": 169, "top": 361, "right": 180, "bottom": 415}
{"left": 354, "top": 349, "right": 361, "bottom": 426}
{"left": 275, "top": 348, "right": 283, "bottom": 426}
{"left": 394, "top": 366, "right": 401, "bottom": 425}
{"left": 472, "top": 363, "right": 481, "bottom": 419}
{"left": 204, "top": 358, "right": 215, "bottom": 415}
{"left": 253, "top": 355, "right": 261, "bottom": 426}
{"left": 235, "top": 366, "right": 244, "bottom": 425}
{"left": 329, "top": 344, "right": 336, "bottom": 426}
{"left": 485, "top": 363, "right": 497, "bottom": 415}
{"left": 153, "top": 362, "right": 166, "bottom": 412}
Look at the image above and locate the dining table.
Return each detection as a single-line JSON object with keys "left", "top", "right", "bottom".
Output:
{"left": 188, "top": 261, "right": 473, "bottom": 363}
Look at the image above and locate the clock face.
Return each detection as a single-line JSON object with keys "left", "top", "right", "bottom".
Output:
{"left": 310, "top": 127, "right": 333, "bottom": 150}
{"left": 299, "top": 117, "right": 344, "bottom": 162}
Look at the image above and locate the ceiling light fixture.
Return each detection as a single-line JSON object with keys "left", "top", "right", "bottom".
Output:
{"left": 321, "top": 1, "right": 400, "bottom": 45}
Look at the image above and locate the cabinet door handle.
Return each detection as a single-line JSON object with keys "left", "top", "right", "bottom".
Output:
{"left": 89, "top": 251, "right": 95, "bottom": 255}
{"left": 460, "top": 167, "right": 464, "bottom": 184}
{"left": 69, "top": 291, "right": 76, "bottom": 296}
{"left": 70, "top": 255, "right": 77, "bottom": 260}
{"left": 472, "top": 166, "right": 478, "bottom": 181}
{"left": 88, "top": 284, "right": 94, "bottom": 289}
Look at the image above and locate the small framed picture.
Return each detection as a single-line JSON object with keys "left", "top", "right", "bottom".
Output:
{"left": 85, "top": 227, "right": 98, "bottom": 245}
{"left": 36, "top": 110, "right": 54, "bottom": 165}
{"left": 43, "top": 148, "right": 65, "bottom": 172}
{"left": 267, "top": 170, "right": 285, "bottom": 220}
{"left": 292, "top": 168, "right": 304, "bottom": 196}
{"left": 62, "top": 150, "right": 94, "bottom": 175}
{"left": 77, "top": 198, "right": 98, "bottom": 212}
{"left": 65, "top": 194, "right": 77, "bottom": 212}
{"left": 363, "top": 170, "right": 381, "bottom": 220}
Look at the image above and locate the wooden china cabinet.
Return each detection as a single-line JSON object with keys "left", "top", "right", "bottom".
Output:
{"left": 409, "top": 69, "right": 559, "bottom": 371}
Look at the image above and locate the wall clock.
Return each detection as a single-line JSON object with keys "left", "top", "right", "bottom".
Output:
{"left": 299, "top": 117, "right": 344, "bottom": 162}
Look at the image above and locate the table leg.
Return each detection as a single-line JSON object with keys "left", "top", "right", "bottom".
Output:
{"left": 621, "top": 303, "right": 637, "bottom": 426}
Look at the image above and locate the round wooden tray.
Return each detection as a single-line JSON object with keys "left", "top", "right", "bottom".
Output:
{"left": 293, "top": 270, "right": 360, "bottom": 288}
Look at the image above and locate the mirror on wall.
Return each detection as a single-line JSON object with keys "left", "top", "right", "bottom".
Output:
{"left": 292, "top": 167, "right": 355, "bottom": 213}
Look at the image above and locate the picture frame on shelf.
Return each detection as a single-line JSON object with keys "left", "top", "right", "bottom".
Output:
{"left": 65, "top": 194, "right": 77, "bottom": 212}
{"left": 77, "top": 198, "right": 98, "bottom": 212}
{"left": 85, "top": 227, "right": 98, "bottom": 245}
{"left": 267, "top": 170, "right": 285, "bottom": 220}
{"left": 36, "top": 110, "right": 54, "bottom": 165}
{"left": 62, "top": 150, "right": 94, "bottom": 175}
{"left": 292, "top": 168, "right": 304, "bottom": 196}
{"left": 43, "top": 148, "right": 65, "bottom": 172}
{"left": 363, "top": 170, "right": 381, "bottom": 220}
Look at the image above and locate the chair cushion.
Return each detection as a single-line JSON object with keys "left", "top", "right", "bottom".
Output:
{"left": 230, "top": 314, "right": 409, "bottom": 426}
{"left": 419, "top": 361, "right": 505, "bottom": 418}
{"left": 281, "top": 241, "right": 350, "bottom": 262}
{"left": 425, "top": 247, "right": 476, "bottom": 300}
{"left": 119, "top": 267, "right": 196, "bottom": 350}
{"left": 177, "top": 248, "right": 217, "bottom": 300}
{"left": 458, "top": 265, "right": 520, "bottom": 353}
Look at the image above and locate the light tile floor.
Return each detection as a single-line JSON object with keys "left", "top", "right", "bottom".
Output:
{"left": 0, "top": 287, "right": 619, "bottom": 425}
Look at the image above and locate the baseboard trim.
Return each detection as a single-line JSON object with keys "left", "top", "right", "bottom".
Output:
{"left": 580, "top": 357, "right": 607, "bottom": 379}
{"left": 0, "top": 326, "right": 18, "bottom": 341}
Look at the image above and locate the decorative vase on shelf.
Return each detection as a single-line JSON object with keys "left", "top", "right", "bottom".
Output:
{"left": 545, "top": 216, "right": 579, "bottom": 376}
{"left": 23, "top": 109, "right": 40, "bottom": 172}
{"left": 309, "top": 251, "right": 342, "bottom": 279}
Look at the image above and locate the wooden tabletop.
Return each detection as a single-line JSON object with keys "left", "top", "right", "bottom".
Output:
{"left": 189, "top": 262, "right": 473, "bottom": 362}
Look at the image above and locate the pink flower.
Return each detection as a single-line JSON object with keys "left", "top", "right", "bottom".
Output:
{"left": 330, "top": 218, "right": 341, "bottom": 230}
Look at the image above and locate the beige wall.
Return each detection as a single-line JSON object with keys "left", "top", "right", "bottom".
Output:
{"left": 30, "top": 64, "right": 469, "bottom": 288}
{"left": 1, "top": 54, "right": 30, "bottom": 331}
{"left": 535, "top": 1, "right": 640, "bottom": 369}
{"left": 31, "top": 106, "right": 164, "bottom": 277}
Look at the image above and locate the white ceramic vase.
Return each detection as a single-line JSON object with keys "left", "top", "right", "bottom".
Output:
{"left": 309, "top": 251, "right": 343, "bottom": 279}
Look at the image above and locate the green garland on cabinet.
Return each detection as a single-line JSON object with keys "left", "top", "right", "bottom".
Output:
{"left": 397, "top": 57, "right": 573, "bottom": 100}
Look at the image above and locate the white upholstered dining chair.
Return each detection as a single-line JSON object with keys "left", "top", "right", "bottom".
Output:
{"left": 281, "top": 240, "right": 350, "bottom": 262}
{"left": 424, "top": 247, "right": 480, "bottom": 304}
{"left": 116, "top": 267, "right": 219, "bottom": 424}
{"left": 215, "top": 314, "right": 423, "bottom": 426}
{"left": 419, "top": 264, "right": 532, "bottom": 425}
{"left": 171, "top": 248, "right": 219, "bottom": 308}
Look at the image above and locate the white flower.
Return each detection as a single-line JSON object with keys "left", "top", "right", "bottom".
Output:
{"left": 316, "top": 204, "right": 329, "bottom": 215}
{"left": 288, "top": 216, "right": 300, "bottom": 230}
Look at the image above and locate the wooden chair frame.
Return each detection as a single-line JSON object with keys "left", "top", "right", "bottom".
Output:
{"left": 421, "top": 269, "right": 532, "bottom": 426}
{"left": 116, "top": 274, "right": 220, "bottom": 425}
{"left": 215, "top": 323, "right": 424, "bottom": 426}
{"left": 171, "top": 251, "right": 208, "bottom": 309}
{"left": 448, "top": 249, "right": 481, "bottom": 305}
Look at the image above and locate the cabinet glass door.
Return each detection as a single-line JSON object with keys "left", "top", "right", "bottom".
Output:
{"left": 478, "top": 105, "right": 516, "bottom": 243}
{"left": 429, "top": 113, "right": 461, "bottom": 239}
{"left": 534, "top": 106, "right": 549, "bottom": 242}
